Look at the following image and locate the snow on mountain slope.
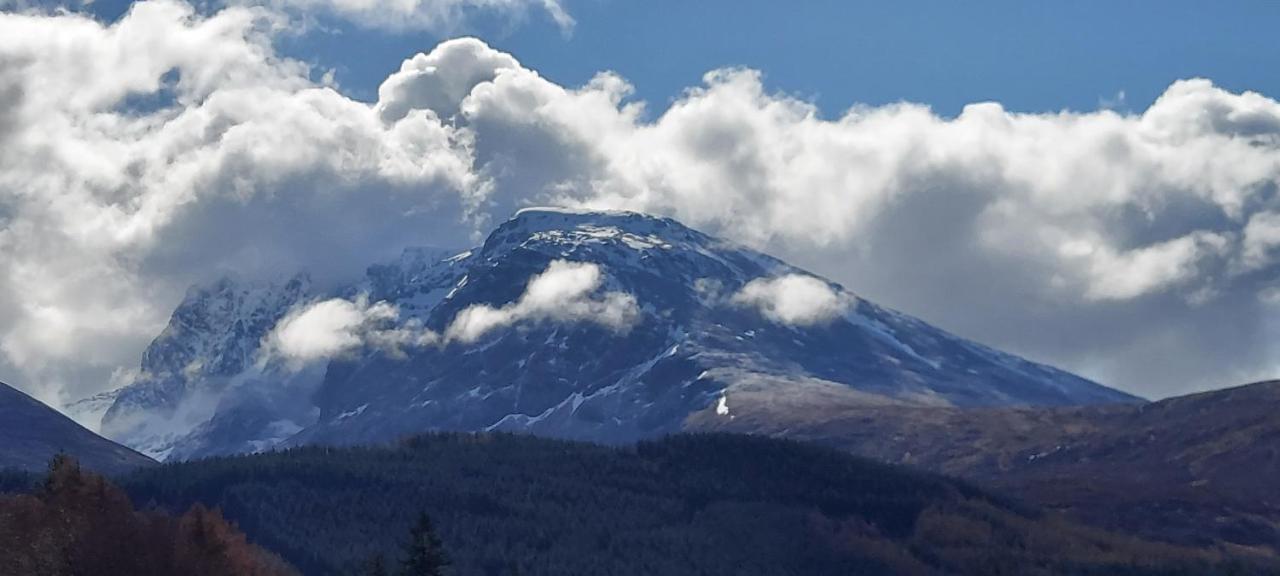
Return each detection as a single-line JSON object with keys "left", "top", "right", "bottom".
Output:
{"left": 63, "top": 388, "right": 122, "bottom": 431}
{"left": 101, "top": 208, "right": 1139, "bottom": 459}
{"left": 99, "top": 274, "right": 315, "bottom": 459}
{"left": 98, "top": 249, "right": 469, "bottom": 460}
{"left": 293, "top": 208, "right": 1136, "bottom": 448}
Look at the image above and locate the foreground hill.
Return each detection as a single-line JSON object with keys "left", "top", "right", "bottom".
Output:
{"left": 0, "top": 381, "right": 154, "bottom": 475}
{"left": 100, "top": 208, "right": 1135, "bottom": 460}
{"left": 691, "top": 379, "right": 1280, "bottom": 555}
{"left": 117, "top": 433, "right": 1260, "bottom": 576}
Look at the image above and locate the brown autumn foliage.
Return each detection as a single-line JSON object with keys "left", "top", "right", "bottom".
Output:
{"left": 0, "top": 455, "right": 297, "bottom": 576}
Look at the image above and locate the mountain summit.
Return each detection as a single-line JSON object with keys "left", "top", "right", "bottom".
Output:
{"left": 101, "top": 208, "right": 1137, "bottom": 459}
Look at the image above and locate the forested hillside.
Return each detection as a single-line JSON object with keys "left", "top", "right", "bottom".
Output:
{"left": 118, "top": 433, "right": 1262, "bottom": 576}
{"left": 0, "top": 456, "right": 296, "bottom": 576}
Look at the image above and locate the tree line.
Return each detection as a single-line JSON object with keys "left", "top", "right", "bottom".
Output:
{"left": 4, "top": 433, "right": 1275, "bottom": 575}
{"left": 113, "top": 432, "right": 1266, "bottom": 576}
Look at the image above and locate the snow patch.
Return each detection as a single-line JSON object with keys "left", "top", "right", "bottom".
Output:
{"left": 335, "top": 403, "right": 369, "bottom": 420}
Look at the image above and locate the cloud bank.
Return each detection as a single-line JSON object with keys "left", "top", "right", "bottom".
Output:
{"left": 2, "top": 2, "right": 1280, "bottom": 404}
{"left": 732, "top": 275, "right": 851, "bottom": 327}
{"left": 0, "top": 1, "right": 477, "bottom": 404}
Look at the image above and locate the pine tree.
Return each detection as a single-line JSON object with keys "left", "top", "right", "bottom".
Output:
{"left": 400, "top": 511, "right": 450, "bottom": 576}
{"left": 362, "top": 553, "right": 389, "bottom": 576}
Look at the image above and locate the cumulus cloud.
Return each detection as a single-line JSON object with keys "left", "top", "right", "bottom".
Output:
{"left": 732, "top": 274, "right": 851, "bottom": 326}
{"left": 375, "top": 37, "right": 520, "bottom": 124}
{"left": 0, "top": 1, "right": 477, "bottom": 404}
{"left": 445, "top": 260, "right": 639, "bottom": 343}
{"left": 3, "top": 11, "right": 1280, "bottom": 405}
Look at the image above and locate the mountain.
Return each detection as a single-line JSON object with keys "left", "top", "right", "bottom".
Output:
{"left": 62, "top": 388, "right": 122, "bottom": 431}
{"left": 119, "top": 433, "right": 1252, "bottom": 576}
{"left": 98, "top": 247, "right": 465, "bottom": 460}
{"left": 99, "top": 274, "right": 317, "bottom": 460}
{"left": 101, "top": 208, "right": 1136, "bottom": 460}
{"left": 0, "top": 381, "right": 155, "bottom": 475}
{"left": 690, "top": 379, "right": 1280, "bottom": 555}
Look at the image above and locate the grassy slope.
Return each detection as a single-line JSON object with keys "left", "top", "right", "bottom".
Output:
{"left": 689, "top": 380, "right": 1280, "bottom": 557}
{"left": 0, "top": 381, "right": 155, "bottom": 476}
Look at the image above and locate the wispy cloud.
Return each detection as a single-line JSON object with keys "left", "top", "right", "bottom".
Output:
{"left": 253, "top": 0, "right": 574, "bottom": 34}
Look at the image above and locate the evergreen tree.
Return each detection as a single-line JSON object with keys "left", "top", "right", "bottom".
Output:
{"left": 400, "top": 511, "right": 450, "bottom": 576}
{"left": 362, "top": 553, "right": 389, "bottom": 576}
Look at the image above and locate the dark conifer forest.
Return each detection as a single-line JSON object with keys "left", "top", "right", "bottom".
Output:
{"left": 87, "top": 433, "right": 1271, "bottom": 576}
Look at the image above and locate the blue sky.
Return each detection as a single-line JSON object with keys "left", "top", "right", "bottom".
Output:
{"left": 71, "top": 0, "right": 1280, "bottom": 115}
{"left": 262, "top": 1, "right": 1280, "bottom": 115}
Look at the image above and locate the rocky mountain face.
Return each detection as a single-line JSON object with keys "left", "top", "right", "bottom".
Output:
{"left": 99, "top": 274, "right": 317, "bottom": 460}
{"left": 690, "top": 379, "right": 1280, "bottom": 556}
{"left": 99, "top": 208, "right": 1136, "bottom": 460}
{"left": 0, "top": 381, "right": 154, "bottom": 475}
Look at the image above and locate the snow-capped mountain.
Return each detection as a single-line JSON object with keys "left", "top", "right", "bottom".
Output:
{"left": 101, "top": 208, "right": 1138, "bottom": 459}
{"left": 98, "top": 247, "right": 470, "bottom": 460}
{"left": 100, "top": 274, "right": 316, "bottom": 459}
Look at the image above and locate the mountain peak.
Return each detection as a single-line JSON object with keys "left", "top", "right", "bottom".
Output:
{"left": 511, "top": 205, "right": 662, "bottom": 223}
{"left": 480, "top": 207, "right": 739, "bottom": 279}
{"left": 492, "top": 207, "right": 697, "bottom": 247}
{"left": 104, "top": 209, "right": 1138, "bottom": 460}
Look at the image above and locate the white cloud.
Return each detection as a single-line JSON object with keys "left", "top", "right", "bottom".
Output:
{"left": 451, "top": 67, "right": 1280, "bottom": 305}
{"left": 445, "top": 259, "right": 639, "bottom": 343}
{"left": 732, "top": 274, "right": 851, "bottom": 326}
{"left": 376, "top": 37, "right": 521, "bottom": 124}
{"left": 2, "top": 14, "right": 1280, "bottom": 405}
{"left": 263, "top": 260, "right": 637, "bottom": 368}
{"left": 1078, "top": 232, "right": 1230, "bottom": 301}
{"left": 257, "top": 0, "right": 573, "bottom": 34}
{"left": 0, "top": 1, "right": 477, "bottom": 404}
{"left": 432, "top": 54, "right": 1280, "bottom": 396}
{"left": 267, "top": 295, "right": 452, "bottom": 369}
{"left": 267, "top": 296, "right": 401, "bottom": 367}
{"left": 1242, "top": 211, "right": 1280, "bottom": 272}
